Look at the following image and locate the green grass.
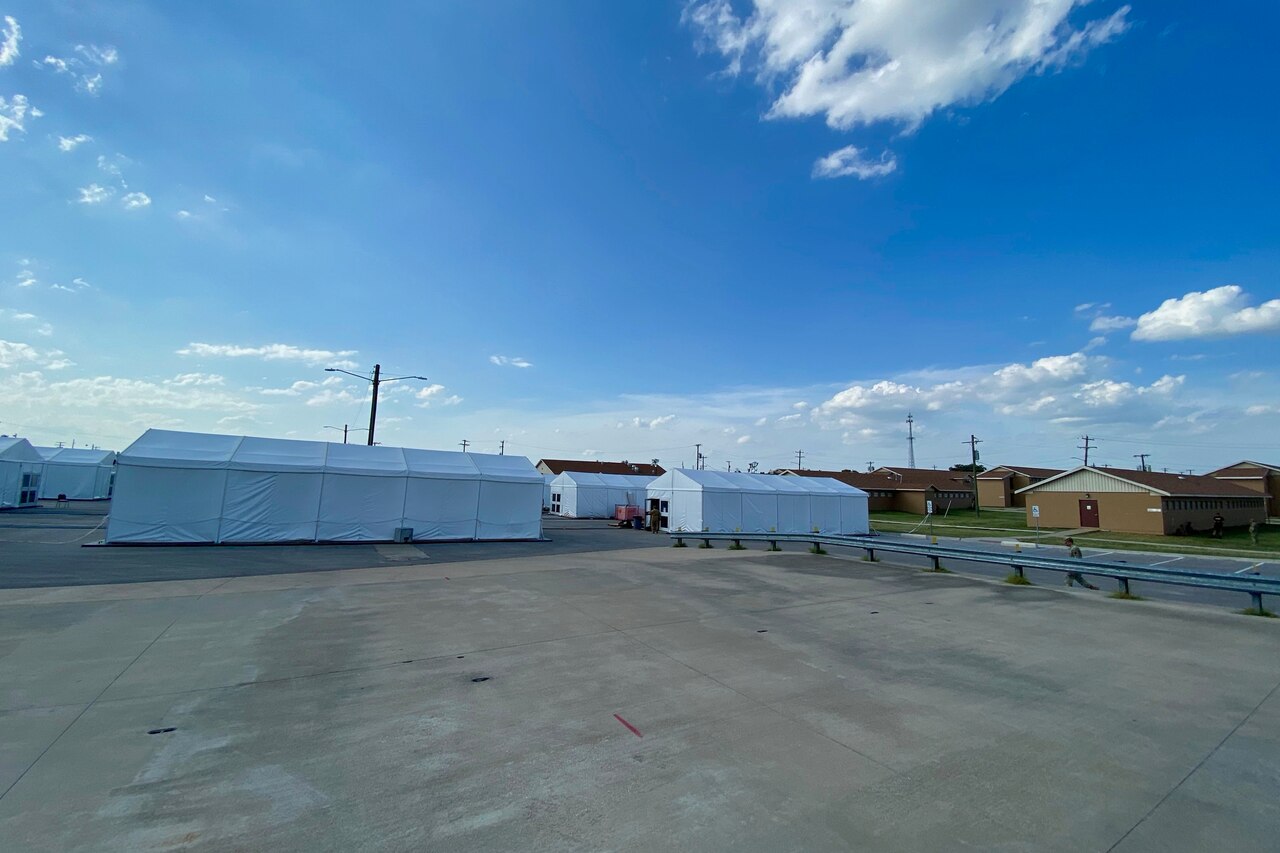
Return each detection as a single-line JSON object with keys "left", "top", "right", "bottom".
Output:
{"left": 672, "top": 540, "right": 687, "bottom": 548}
{"left": 1238, "top": 606, "right": 1277, "bottom": 618}
{"left": 1073, "top": 528, "right": 1280, "bottom": 558}
{"left": 809, "top": 545, "right": 827, "bottom": 555}
{"left": 727, "top": 542, "right": 746, "bottom": 551}
{"left": 698, "top": 541, "right": 713, "bottom": 549}
{"left": 870, "top": 508, "right": 1041, "bottom": 538}
{"left": 1004, "top": 572, "right": 1032, "bottom": 585}
{"left": 926, "top": 565, "right": 952, "bottom": 573}
{"left": 1109, "top": 591, "right": 1145, "bottom": 601}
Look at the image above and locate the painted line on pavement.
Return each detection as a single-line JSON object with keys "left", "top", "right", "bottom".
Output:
{"left": 1234, "top": 564, "right": 1263, "bottom": 575}
{"left": 1148, "top": 556, "right": 1185, "bottom": 567}
{"left": 613, "top": 713, "right": 643, "bottom": 738}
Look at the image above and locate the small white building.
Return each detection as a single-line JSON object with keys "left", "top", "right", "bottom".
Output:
{"left": 646, "top": 469, "right": 869, "bottom": 534}
{"left": 34, "top": 447, "right": 117, "bottom": 500}
{"left": 548, "top": 471, "right": 654, "bottom": 518}
{"left": 0, "top": 437, "right": 45, "bottom": 509}
{"left": 106, "top": 429, "right": 544, "bottom": 544}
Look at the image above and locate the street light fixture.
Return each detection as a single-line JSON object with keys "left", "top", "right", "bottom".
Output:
{"left": 324, "top": 363, "right": 429, "bottom": 446}
{"left": 323, "top": 424, "right": 369, "bottom": 445}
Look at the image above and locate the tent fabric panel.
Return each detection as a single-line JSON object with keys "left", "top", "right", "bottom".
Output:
{"left": 106, "top": 467, "right": 227, "bottom": 543}
{"left": 809, "top": 494, "right": 843, "bottom": 534}
{"left": 839, "top": 494, "right": 871, "bottom": 534}
{"left": 740, "top": 491, "right": 778, "bottom": 533}
{"left": 403, "top": 448, "right": 480, "bottom": 479}
{"left": 0, "top": 460, "right": 41, "bottom": 508}
{"left": 231, "top": 437, "right": 328, "bottom": 472}
{"left": 39, "top": 463, "right": 103, "bottom": 500}
{"left": 475, "top": 480, "right": 542, "bottom": 539}
{"left": 219, "top": 470, "right": 324, "bottom": 542}
{"left": 776, "top": 493, "right": 810, "bottom": 534}
{"left": 322, "top": 443, "right": 408, "bottom": 475}
{"left": 316, "top": 473, "right": 408, "bottom": 541}
{"left": 119, "top": 429, "right": 243, "bottom": 469}
{"left": 470, "top": 453, "right": 543, "bottom": 484}
{"left": 402, "top": 477, "right": 482, "bottom": 540}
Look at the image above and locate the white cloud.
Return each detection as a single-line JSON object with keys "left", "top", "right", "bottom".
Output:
{"left": 166, "top": 373, "right": 226, "bottom": 387}
{"left": 1089, "top": 314, "right": 1136, "bottom": 332}
{"left": 177, "top": 342, "right": 359, "bottom": 368}
{"left": 1131, "top": 285, "right": 1280, "bottom": 341}
{"left": 121, "top": 191, "right": 151, "bottom": 210}
{"left": 57, "top": 133, "right": 92, "bottom": 152}
{"left": 754, "top": 416, "right": 768, "bottom": 426}
{"left": 685, "top": 1, "right": 1130, "bottom": 168}
{"left": 77, "top": 183, "right": 113, "bottom": 204}
{"left": 632, "top": 414, "right": 676, "bottom": 430}
{"left": 812, "top": 145, "right": 897, "bottom": 180}
{"left": 1245, "top": 405, "right": 1277, "bottom": 417}
{"left": 77, "top": 73, "right": 103, "bottom": 95}
{"left": 304, "top": 388, "right": 362, "bottom": 408}
{"left": 40, "top": 56, "right": 68, "bottom": 73}
{"left": 0, "top": 16, "right": 21, "bottom": 67}
{"left": 15, "top": 262, "right": 37, "bottom": 288}
{"left": 0, "top": 94, "right": 37, "bottom": 142}
{"left": 0, "top": 339, "right": 39, "bottom": 368}
{"left": 75, "top": 44, "right": 118, "bottom": 66}
{"left": 736, "top": 434, "right": 751, "bottom": 445}
{"left": 175, "top": 210, "right": 192, "bottom": 219}
{"left": 777, "top": 413, "right": 802, "bottom": 423}
{"left": 489, "top": 354, "right": 532, "bottom": 368}
{"left": 414, "top": 384, "right": 449, "bottom": 407}
{"left": 441, "top": 395, "right": 463, "bottom": 406}
{"left": 0, "top": 371, "right": 258, "bottom": 415}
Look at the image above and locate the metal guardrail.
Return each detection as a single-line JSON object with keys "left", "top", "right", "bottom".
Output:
{"left": 668, "top": 531, "right": 1280, "bottom": 612}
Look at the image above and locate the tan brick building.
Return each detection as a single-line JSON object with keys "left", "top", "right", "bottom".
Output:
{"left": 977, "top": 465, "right": 1062, "bottom": 508}
{"left": 1207, "top": 461, "right": 1280, "bottom": 520}
{"left": 1016, "top": 467, "right": 1267, "bottom": 535}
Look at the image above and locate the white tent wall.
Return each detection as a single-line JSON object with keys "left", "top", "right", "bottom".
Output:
{"left": 33, "top": 448, "right": 117, "bottom": 500}
{"left": 543, "top": 473, "right": 555, "bottom": 510}
{"left": 105, "top": 430, "right": 543, "bottom": 544}
{"left": 0, "top": 438, "right": 46, "bottom": 509}
{"left": 647, "top": 469, "right": 869, "bottom": 535}
{"left": 549, "top": 472, "right": 653, "bottom": 518}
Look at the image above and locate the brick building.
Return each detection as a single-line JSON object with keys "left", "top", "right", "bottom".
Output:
{"left": 977, "top": 465, "right": 1063, "bottom": 508}
{"left": 1208, "top": 461, "right": 1280, "bottom": 521}
{"left": 1016, "top": 466, "right": 1266, "bottom": 535}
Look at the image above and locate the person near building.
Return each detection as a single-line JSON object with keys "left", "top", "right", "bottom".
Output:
{"left": 647, "top": 504, "right": 662, "bottom": 533}
{"left": 1063, "top": 537, "right": 1099, "bottom": 589}
{"left": 1212, "top": 512, "right": 1225, "bottom": 538}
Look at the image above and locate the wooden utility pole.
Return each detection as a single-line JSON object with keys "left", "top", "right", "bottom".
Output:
{"left": 966, "top": 434, "right": 983, "bottom": 517}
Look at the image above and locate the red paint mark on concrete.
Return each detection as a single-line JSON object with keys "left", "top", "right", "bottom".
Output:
{"left": 613, "top": 713, "right": 643, "bottom": 738}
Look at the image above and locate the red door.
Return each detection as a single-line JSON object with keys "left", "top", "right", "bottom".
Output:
{"left": 1079, "top": 499, "right": 1099, "bottom": 527}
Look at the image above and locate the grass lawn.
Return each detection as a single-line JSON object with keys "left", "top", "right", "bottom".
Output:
{"left": 870, "top": 509, "right": 1280, "bottom": 558}
{"left": 870, "top": 508, "right": 1040, "bottom": 538}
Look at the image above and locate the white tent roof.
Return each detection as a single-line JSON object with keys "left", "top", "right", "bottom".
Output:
{"left": 117, "top": 429, "right": 543, "bottom": 482}
{"left": 658, "top": 469, "right": 866, "bottom": 496}
{"left": 33, "top": 447, "right": 117, "bottom": 465}
{"left": 0, "top": 437, "right": 46, "bottom": 463}
{"left": 549, "top": 471, "right": 656, "bottom": 489}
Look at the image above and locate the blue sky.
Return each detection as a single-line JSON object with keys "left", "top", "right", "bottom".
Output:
{"left": 1, "top": 1, "right": 1277, "bottom": 473}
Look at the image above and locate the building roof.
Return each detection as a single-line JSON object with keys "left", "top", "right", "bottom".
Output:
{"left": 977, "top": 465, "right": 1063, "bottom": 480}
{"left": 537, "top": 458, "right": 665, "bottom": 476}
{"left": 0, "top": 436, "right": 45, "bottom": 463}
{"left": 34, "top": 447, "right": 117, "bottom": 465}
{"left": 1015, "top": 466, "right": 1264, "bottom": 498}
{"left": 1206, "top": 460, "right": 1280, "bottom": 479}
{"left": 777, "top": 468, "right": 971, "bottom": 493}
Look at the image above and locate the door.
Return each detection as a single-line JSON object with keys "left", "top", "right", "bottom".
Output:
{"left": 1079, "top": 499, "right": 1099, "bottom": 527}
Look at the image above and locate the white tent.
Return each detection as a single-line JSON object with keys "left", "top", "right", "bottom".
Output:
{"left": 34, "top": 447, "right": 117, "bottom": 500}
{"left": 0, "top": 437, "right": 45, "bottom": 509}
{"left": 105, "top": 429, "right": 544, "bottom": 544}
{"left": 548, "top": 471, "right": 654, "bottom": 518}
{"left": 543, "top": 473, "right": 556, "bottom": 511}
{"left": 646, "top": 469, "right": 869, "bottom": 535}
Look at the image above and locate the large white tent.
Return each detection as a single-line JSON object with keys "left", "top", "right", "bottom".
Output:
{"left": 548, "top": 471, "right": 654, "bottom": 518}
{"left": 646, "top": 469, "right": 869, "bottom": 535}
{"left": 34, "top": 447, "right": 117, "bottom": 500}
{"left": 105, "top": 430, "right": 544, "bottom": 544}
{"left": 0, "top": 437, "right": 45, "bottom": 509}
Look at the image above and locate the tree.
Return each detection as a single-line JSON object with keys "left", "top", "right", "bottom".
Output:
{"left": 950, "top": 463, "right": 986, "bottom": 473}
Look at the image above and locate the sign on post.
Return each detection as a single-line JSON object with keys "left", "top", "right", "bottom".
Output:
{"left": 926, "top": 500, "right": 934, "bottom": 515}
{"left": 1031, "top": 505, "right": 1040, "bottom": 518}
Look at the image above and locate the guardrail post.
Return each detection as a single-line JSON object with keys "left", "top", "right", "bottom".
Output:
{"left": 1117, "top": 577, "right": 1130, "bottom": 595}
{"left": 674, "top": 536, "right": 685, "bottom": 548}
{"left": 866, "top": 548, "right": 875, "bottom": 561}
{"left": 931, "top": 555, "right": 940, "bottom": 572}
{"left": 1014, "top": 566, "right": 1025, "bottom": 580}
{"left": 1250, "top": 591, "right": 1264, "bottom": 612}
{"left": 769, "top": 540, "right": 779, "bottom": 551}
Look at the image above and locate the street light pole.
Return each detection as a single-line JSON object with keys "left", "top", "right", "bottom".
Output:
{"left": 367, "top": 364, "right": 381, "bottom": 446}
{"left": 325, "top": 363, "right": 427, "bottom": 448}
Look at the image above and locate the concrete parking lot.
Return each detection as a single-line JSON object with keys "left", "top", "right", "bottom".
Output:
{"left": 2, "top": 538, "right": 1278, "bottom": 851}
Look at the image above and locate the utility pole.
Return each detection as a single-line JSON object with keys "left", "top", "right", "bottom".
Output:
{"left": 867, "top": 461, "right": 874, "bottom": 473}
{"left": 694, "top": 444, "right": 701, "bottom": 471}
{"left": 1133, "top": 453, "right": 1150, "bottom": 472}
{"left": 1078, "top": 435, "right": 1097, "bottom": 466}
{"left": 795, "top": 449, "right": 804, "bottom": 471}
{"left": 965, "top": 434, "right": 983, "bottom": 518}
{"left": 459, "top": 440, "right": 470, "bottom": 453}
{"left": 726, "top": 461, "right": 732, "bottom": 472}
{"left": 906, "top": 412, "right": 916, "bottom": 469}
{"left": 499, "top": 440, "right": 505, "bottom": 455}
